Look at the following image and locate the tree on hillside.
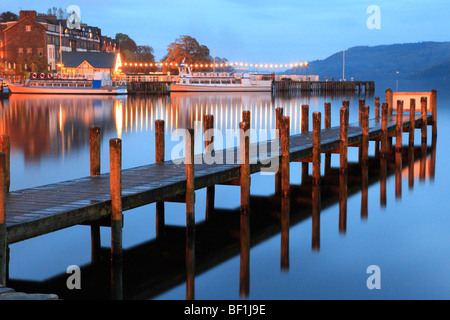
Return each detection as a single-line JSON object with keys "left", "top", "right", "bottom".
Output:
{"left": 135, "top": 45, "right": 155, "bottom": 62}
{"left": 164, "top": 35, "right": 212, "bottom": 73}
{"left": 0, "top": 11, "right": 19, "bottom": 21}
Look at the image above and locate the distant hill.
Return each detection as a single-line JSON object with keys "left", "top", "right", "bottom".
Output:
{"left": 284, "top": 41, "right": 450, "bottom": 80}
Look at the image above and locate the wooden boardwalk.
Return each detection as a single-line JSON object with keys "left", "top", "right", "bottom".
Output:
{"left": 0, "top": 90, "right": 437, "bottom": 288}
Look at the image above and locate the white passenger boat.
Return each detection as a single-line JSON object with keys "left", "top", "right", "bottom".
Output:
{"left": 8, "top": 72, "right": 127, "bottom": 95}
{"left": 169, "top": 61, "right": 273, "bottom": 92}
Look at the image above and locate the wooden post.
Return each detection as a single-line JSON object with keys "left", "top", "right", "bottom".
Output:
{"left": 362, "top": 106, "right": 370, "bottom": 165}
{"left": 184, "top": 127, "right": 196, "bottom": 300}
{"left": 324, "top": 102, "right": 331, "bottom": 174}
{"left": 339, "top": 108, "right": 348, "bottom": 233}
{"left": 185, "top": 128, "right": 195, "bottom": 229}
{"left": 380, "top": 104, "right": 388, "bottom": 207}
{"left": 381, "top": 103, "right": 388, "bottom": 156}
{"left": 386, "top": 88, "right": 393, "bottom": 116}
{"left": 240, "top": 121, "right": 250, "bottom": 213}
{"left": 396, "top": 100, "right": 403, "bottom": 152}
{"left": 359, "top": 99, "right": 365, "bottom": 123}
{"left": 89, "top": 127, "right": 101, "bottom": 262}
{"left": 240, "top": 186, "right": 251, "bottom": 296}
{"left": 89, "top": 127, "right": 101, "bottom": 176}
{"left": 324, "top": 103, "right": 331, "bottom": 129}
{"left": 281, "top": 116, "right": 290, "bottom": 198}
{"left": 0, "top": 135, "right": 10, "bottom": 193}
{"left": 0, "top": 153, "right": 6, "bottom": 285}
{"left": 421, "top": 97, "right": 427, "bottom": 143}
{"left": 301, "top": 105, "right": 309, "bottom": 183}
{"left": 155, "top": 120, "right": 165, "bottom": 236}
{"left": 204, "top": 115, "right": 215, "bottom": 219}
{"left": 409, "top": 99, "right": 415, "bottom": 148}
{"left": 312, "top": 112, "right": 321, "bottom": 186}
{"left": 375, "top": 97, "right": 380, "bottom": 119}
{"left": 431, "top": 89, "right": 437, "bottom": 138}
{"left": 110, "top": 139, "right": 123, "bottom": 262}
{"left": 361, "top": 106, "right": 369, "bottom": 219}
{"left": 275, "top": 107, "right": 283, "bottom": 195}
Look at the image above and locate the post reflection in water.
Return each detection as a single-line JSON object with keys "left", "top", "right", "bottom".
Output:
{"left": 0, "top": 92, "right": 438, "bottom": 300}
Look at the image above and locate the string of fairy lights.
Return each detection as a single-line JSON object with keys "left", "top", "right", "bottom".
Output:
{"left": 122, "top": 61, "right": 309, "bottom": 69}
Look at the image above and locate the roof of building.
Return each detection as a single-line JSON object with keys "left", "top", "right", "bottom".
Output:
{"left": 62, "top": 51, "right": 118, "bottom": 68}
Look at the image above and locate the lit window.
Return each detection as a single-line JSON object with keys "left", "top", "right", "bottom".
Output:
{"left": 25, "top": 25, "right": 31, "bottom": 32}
{"left": 38, "top": 48, "right": 44, "bottom": 57}
{"left": 26, "top": 48, "right": 32, "bottom": 54}
{"left": 18, "top": 48, "right": 23, "bottom": 56}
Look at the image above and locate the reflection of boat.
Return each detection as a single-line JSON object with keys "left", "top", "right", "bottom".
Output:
{"left": 0, "top": 78, "right": 8, "bottom": 97}
{"left": 8, "top": 72, "right": 127, "bottom": 95}
{"left": 170, "top": 60, "right": 273, "bottom": 92}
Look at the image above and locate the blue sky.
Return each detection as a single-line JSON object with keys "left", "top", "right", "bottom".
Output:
{"left": 3, "top": 0, "right": 449, "bottom": 64}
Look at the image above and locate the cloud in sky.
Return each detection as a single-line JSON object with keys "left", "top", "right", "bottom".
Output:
{"left": 3, "top": 0, "right": 449, "bottom": 62}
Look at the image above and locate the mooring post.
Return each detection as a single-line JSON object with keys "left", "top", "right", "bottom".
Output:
{"left": 312, "top": 112, "right": 321, "bottom": 186}
{"left": 240, "top": 121, "right": 251, "bottom": 214}
{"left": 0, "top": 153, "right": 6, "bottom": 285}
{"left": 386, "top": 88, "right": 393, "bottom": 116}
{"left": 89, "top": 127, "right": 101, "bottom": 176}
{"left": 396, "top": 100, "right": 404, "bottom": 152}
{"left": 339, "top": 108, "right": 348, "bottom": 233}
{"left": 431, "top": 89, "right": 437, "bottom": 138}
{"left": 375, "top": 97, "right": 380, "bottom": 119}
{"left": 184, "top": 128, "right": 196, "bottom": 300}
{"left": 409, "top": 99, "right": 415, "bottom": 148}
{"left": 380, "top": 103, "right": 388, "bottom": 207}
{"left": 421, "top": 97, "right": 427, "bottom": 143}
{"left": 275, "top": 107, "right": 283, "bottom": 195}
{"left": 312, "top": 112, "right": 321, "bottom": 249}
{"left": 324, "top": 102, "right": 331, "bottom": 174}
{"left": 185, "top": 128, "right": 195, "bottom": 229}
{"left": 110, "top": 138, "right": 123, "bottom": 262}
{"left": 395, "top": 100, "right": 403, "bottom": 200}
{"left": 361, "top": 106, "right": 369, "bottom": 219}
{"left": 301, "top": 105, "right": 309, "bottom": 182}
{"left": 381, "top": 103, "right": 388, "bottom": 156}
{"left": 89, "top": 126, "right": 101, "bottom": 261}
{"left": 155, "top": 120, "right": 165, "bottom": 236}
{"left": 0, "top": 135, "right": 10, "bottom": 193}
{"left": 281, "top": 116, "right": 290, "bottom": 198}
{"left": 204, "top": 115, "right": 215, "bottom": 219}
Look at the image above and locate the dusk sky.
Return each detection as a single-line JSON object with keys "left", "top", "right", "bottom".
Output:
{"left": 3, "top": 0, "right": 449, "bottom": 64}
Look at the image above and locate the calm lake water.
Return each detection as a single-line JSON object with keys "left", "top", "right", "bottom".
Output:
{"left": 0, "top": 79, "right": 449, "bottom": 300}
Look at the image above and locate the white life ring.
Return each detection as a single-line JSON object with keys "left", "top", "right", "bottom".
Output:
{"left": 40, "top": 73, "right": 45, "bottom": 79}
{"left": 31, "top": 73, "right": 37, "bottom": 79}
{"left": 56, "top": 73, "right": 61, "bottom": 79}
{"left": 47, "top": 73, "right": 53, "bottom": 79}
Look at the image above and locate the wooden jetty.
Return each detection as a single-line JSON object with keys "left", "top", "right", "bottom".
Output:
{"left": 0, "top": 88, "right": 437, "bottom": 291}
{"left": 273, "top": 80, "right": 375, "bottom": 94}
{"left": 7, "top": 142, "right": 435, "bottom": 299}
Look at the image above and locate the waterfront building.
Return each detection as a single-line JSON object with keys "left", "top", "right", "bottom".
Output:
{"left": 0, "top": 10, "right": 117, "bottom": 72}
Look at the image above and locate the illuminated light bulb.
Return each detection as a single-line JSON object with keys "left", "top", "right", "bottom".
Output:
{"left": 275, "top": 64, "right": 278, "bottom": 68}
{"left": 259, "top": 64, "right": 263, "bottom": 67}
{"left": 140, "top": 63, "right": 143, "bottom": 66}
{"left": 145, "top": 63, "right": 148, "bottom": 66}
{"left": 250, "top": 64, "right": 253, "bottom": 67}
{"left": 220, "top": 63, "right": 223, "bottom": 67}
{"left": 289, "top": 64, "right": 293, "bottom": 67}
{"left": 244, "top": 63, "right": 248, "bottom": 67}
{"left": 134, "top": 63, "right": 138, "bottom": 66}
{"left": 240, "top": 62, "right": 243, "bottom": 66}
{"left": 124, "top": 63, "right": 127, "bottom": 66}
{"left": 270, "top": 64, "right": 273, "bottom": 68}
{"left": 300, "top": 63, "right": 303, "bottom": 67}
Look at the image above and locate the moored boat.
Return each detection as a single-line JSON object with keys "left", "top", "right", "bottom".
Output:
{"left": 169, "top": 61, "right": 273, "bottom": 92}
{"left": 8, "top": 72, "right": 127, "bottom": 95}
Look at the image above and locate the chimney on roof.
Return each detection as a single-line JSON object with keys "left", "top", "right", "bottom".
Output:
{"left": 19, "top": 10, "right": 37, "bottom": 21}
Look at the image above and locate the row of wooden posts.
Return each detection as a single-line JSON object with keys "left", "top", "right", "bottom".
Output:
{"left": 0, "top": 89, "right": 437, "bottom": 285}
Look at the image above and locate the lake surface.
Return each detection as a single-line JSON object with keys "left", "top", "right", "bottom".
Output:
{"left": 0, "top": 79, "right": 449, "bottom": 300}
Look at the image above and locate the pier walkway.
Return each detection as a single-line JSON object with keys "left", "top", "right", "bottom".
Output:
{"left": 0, "top": 90, "right": 437, "bottom": 289}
